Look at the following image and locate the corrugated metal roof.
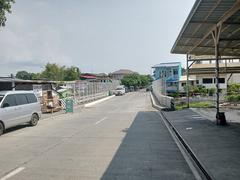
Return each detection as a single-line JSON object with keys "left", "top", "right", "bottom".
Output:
{"left": 171, "top": 0, "right": 240, "bottom": 56}
{"left": 152, "top": 62, "right": 181, "bottom": 68}
{"left": 111, "top": 69, "right": 136, "bottom": 74}
{"left": 0, "top": 77, "right": 55, "bottom": 84}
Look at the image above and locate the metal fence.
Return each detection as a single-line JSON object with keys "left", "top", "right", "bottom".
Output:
{"left": 63, "top": 80, "right": 120, "bottom": 105}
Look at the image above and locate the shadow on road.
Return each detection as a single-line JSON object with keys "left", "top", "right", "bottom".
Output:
{"left": 101, "top": 111, "right": 195, "bottom": 180}
{"left": 4, "top": 124, "right": 30, "bottom": 135}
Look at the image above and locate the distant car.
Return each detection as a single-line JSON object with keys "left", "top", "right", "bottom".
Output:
{"left": 146, "top": 86, "right": 152, "bottom": 92}
{"left": 129, "top": 86, "right": 135, "bottom": 92}
{"left": 0, "top": 91, "right": 41, "bottom": 136}
{"left": 115, "top": 86, "right": 126, "bottom": 96}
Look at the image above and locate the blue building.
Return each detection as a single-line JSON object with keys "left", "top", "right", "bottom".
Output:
{"left": 152, "top": 62, "right": 182, "bottom": 94}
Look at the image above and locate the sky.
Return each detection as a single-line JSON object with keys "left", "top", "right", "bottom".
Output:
{"left": 0, "top": 0, "right": 195, "bottom": 76}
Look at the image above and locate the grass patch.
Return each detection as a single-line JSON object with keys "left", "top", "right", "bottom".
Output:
{"left": 175, "top": 101, "right": 214, "bottom": 110}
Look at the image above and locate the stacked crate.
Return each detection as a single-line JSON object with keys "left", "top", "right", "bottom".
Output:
{"left": 41, "top": 90, "right": 62, "bottom": 113}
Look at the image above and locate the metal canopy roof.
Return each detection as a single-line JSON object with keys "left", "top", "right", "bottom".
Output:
{"left": 171, "top": 0, "right": 240, "bottom": 56}
{"left": 152, "top": 62, "right": 181, "bottom": 68}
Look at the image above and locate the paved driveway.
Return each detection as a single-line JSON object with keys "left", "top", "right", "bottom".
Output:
{"left": 0, "top": 92, "right": 195, "bottom": 180}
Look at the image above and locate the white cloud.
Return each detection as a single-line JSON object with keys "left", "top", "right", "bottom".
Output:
{"left": 0, "top": 14, "right": 72, "bottom": 75}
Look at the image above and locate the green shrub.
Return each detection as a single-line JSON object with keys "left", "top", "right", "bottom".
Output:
{"left": 228, "top": 83, "right": 240, "bottom": 95}
{"left": 226, "top": 95, "right": 240, "bottom": 102}
{"left": 208, "top": 88, "right": 215, "bottom": 96}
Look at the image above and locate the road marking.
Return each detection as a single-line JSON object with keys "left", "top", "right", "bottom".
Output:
{"left": 0, "top": 167, "right": 25, "bottom": 180}
{"left": 95, "top": 117, "right": 107, "bottom": 125}
{"left": 192, "top": 117, "right": 204, "bottom": 119}
{"left": 85, "top": 95, "right": 115, "bottom": 107}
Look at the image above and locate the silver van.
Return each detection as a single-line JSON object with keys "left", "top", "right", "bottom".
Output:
{"left": 0, "top": 91, "right": 41, "bottom": 136}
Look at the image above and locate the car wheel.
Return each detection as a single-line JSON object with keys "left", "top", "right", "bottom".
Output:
{"left": 30, "top": 114, "right": 39, "bottom": 126}
{"left": 0, "top": 122, "right": 4, "bottom": 136}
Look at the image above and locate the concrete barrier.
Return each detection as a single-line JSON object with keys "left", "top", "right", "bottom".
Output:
{"left": 152, "top": 80, "right": 175, "bottom": 110}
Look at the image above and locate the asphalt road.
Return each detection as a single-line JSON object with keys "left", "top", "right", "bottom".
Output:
{"left": 0, "top": 92, "right": 196, "bottom": 180}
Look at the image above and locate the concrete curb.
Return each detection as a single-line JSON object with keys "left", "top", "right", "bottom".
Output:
{"left": 84, "top": 95, "right": 115, "bottom": 108}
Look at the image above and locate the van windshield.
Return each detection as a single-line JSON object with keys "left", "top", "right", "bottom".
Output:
{"left": 116, "top": 88, "right": 123, "bottom": 90}
{"left": 0, "top": 95, "right": 4, "bottom": 103}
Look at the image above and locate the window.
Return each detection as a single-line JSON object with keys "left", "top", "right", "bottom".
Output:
{"left": 182, "top": 83, "right": 186, "bottom": 87}
{"left": 15, "top": 94, "right": 28, "bottom": 105}
{"left": 0, "top": 95, "right": 4, "bottom": 103}
{"left": 213, "top": 78, "right": 225, "bottom": 83}
{"left": 173, "top": 69, "right": 178, "bottom": 75}
{"left": 196, "top": 80, "right": 199, "bottom": 84}
{"left": 219, "top": 78, "right": 225, "bottom": 83}
{"left": 202, "top": 78, "right": 213, "bottom": 84}
{"left": 26, "top": 94, "right": 37, "bottom": 103}
{"left": 2, "top": 95, "right": 16, "bottom": 107}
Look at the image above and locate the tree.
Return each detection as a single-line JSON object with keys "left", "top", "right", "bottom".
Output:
{"left": 16, "top": 71, "right": 31, "bottom": 80}
{"left": 63, "top": 66, "right": 80, "bottom": 81}
{"left": 121, "top": 74, "right": 152, "bottom": 88}
{"left": 41, "top": 63, "right": 64, "bottom": 81}
{"left": 14, "top": 63, "right": 80, "bottom": 81}
{"left": 30, "top": 73, "right": 41, "bottom": 80}
{"left": 139, "top": 75, "right": 153, "bottom": 87}
{"left": 0, "top": 0, "right": 15, "bottom": 27}
{"left": 40, "top": 63, "right": 80, "bottom": 81}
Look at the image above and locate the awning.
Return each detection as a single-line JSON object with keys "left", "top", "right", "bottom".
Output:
{"left": 171, "top": 0, "right": 240, "bottom": 56}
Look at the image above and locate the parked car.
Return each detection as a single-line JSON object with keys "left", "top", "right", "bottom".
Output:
{"left": 0, "top": 91, "right": 41, "bottom": 136}
{"left": 129, "top": 86, "right": 135, "bottom": 92}
{"left": 115, "top": 86, "right": 126, "bottom": 96}
{"left": 146, "top": 85, "right": 152, "bottom": 92}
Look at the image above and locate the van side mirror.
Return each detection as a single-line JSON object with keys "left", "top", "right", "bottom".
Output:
{"left": 2, "top": 103, "right": 10, "bottom": 108}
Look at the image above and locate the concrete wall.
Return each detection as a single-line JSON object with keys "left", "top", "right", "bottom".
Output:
{"left": 152, "top": 79, "right": 174, "bottom": 109}
{"left": 228, "top": 73, "right": 240, "bottom": 84}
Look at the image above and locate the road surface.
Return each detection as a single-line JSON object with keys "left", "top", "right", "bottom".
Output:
{"left": 0, "top": 92, "right": 196, "bottom": 180}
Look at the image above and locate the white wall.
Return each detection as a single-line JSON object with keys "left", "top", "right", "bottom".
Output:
{"left": 196, "top": 74, "right": 227, "bottom": 89}
{"left": 152, "top": 79, "right": 174, "bottom": 109}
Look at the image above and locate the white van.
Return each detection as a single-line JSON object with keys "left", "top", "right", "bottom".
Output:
{"left": 0, "top": 91, "right": 41, "bottom": 136}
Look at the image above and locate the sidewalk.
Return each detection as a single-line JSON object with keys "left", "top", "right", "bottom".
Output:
{"left": 191, "top": 107, "right": 240, "bottom": 123}
{"left": 163, "top": 109, "right": 240, "bottom": 180}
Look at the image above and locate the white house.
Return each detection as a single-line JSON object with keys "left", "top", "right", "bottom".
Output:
{"left": 184, "top": 60, "right": 240, "bottom": 92}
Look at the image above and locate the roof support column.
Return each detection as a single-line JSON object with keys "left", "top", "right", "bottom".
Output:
{"left": 11, "top": 74, "right": 15, "bottom": 91}
{"left": 211, "top": 25, "right": 226, "bottom": 125}
{"left": 186, "top": 54, "right": 190, "bottom": 108}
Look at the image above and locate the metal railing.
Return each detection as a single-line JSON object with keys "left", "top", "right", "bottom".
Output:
{"left": 62, "top": 80, "right": 120, "bottom": 105}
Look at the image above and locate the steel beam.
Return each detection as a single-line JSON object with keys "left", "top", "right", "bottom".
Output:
{"left": 188, "top": 1, "right": 240, "bottom": 54}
